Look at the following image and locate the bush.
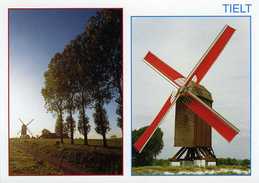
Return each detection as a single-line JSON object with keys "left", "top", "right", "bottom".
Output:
{"left": 216, "top": 158, "right": 250, "bottom": 166}
{"left": 152, "top": 159, "right": 170, "bottom": 166}
{"left": 132, "top": 126, "right": 164, "bottom": 167}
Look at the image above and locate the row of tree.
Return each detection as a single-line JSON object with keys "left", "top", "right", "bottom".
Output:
{"left": 42, "top": 9, "right": 122, "bottom": 147}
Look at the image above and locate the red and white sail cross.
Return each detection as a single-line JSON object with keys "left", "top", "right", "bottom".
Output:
{"left": 134, "top": 25, "right": 239, "bottom": 153}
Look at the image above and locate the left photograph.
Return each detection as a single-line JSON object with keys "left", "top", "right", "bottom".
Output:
{"left": 9, "top": 8, "right": 123, "bottom": 175}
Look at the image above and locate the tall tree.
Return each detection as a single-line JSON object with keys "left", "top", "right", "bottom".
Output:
{"left": 64, "top": 115, "right": 76, "bottom": 142}
{"left": 82, "top": 10, "right": 122, "bottom": 130}
{"left": 86, "top": 10, "right": 122, "bottom": 94}
{"left": 93, "top": 101, "right": 110, "bottom": 147}
{"left": 72, "top": 37, "right": 94, "bottom": 145}
{"left": 78, "top": 111, "right": 91, "bottom": 144}
{"left": 42, "top": 53, "right": 67, "bottom": 144}
{"left": 94, "top": 10, "right": 122, "bottom": 130}
{"left": 55, "top": 115, "right": 62, "bottom": 137}
{"left": 62, "top": 44, "right": 79, "bottom": 144}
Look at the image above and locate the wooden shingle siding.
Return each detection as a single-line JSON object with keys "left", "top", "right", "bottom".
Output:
{"left": 174, "top": 84, "right": 213, "bottom": 147}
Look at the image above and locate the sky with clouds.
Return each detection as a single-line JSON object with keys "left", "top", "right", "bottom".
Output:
{"left": 132, "top": 17, "right": 250, "bottom": 159}
{"left": 9, "top": 9, "right": 122, "bottom": 139}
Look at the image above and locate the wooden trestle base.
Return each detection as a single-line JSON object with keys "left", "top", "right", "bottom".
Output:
{"left": 170, "top": 147, "right": 216, "bottom": 162}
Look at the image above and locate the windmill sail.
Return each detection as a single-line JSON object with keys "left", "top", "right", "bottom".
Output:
{"left": 182, "top": 92, "right": 239, "bottom": 142}
{"left": 134, "top": 25, "right": 239, "bottom": 153}
{"left": 144, "top": 51, "right": 185, "bottom": 88}
{"left": 185, "top": 25, "right": 235, "bottom": 85}
{"left": 134, "top": 94, "right": 178, "bottom": 153}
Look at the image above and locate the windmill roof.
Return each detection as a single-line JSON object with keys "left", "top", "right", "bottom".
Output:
{"left": 186, "top": 81, "right": 213, "bottom": 102}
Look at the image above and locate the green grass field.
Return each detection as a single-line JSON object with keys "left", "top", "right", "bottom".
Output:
{"left": 10, "top": 138, "right": 122, "bottom": 175}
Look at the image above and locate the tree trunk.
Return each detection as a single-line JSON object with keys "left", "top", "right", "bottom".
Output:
{"left": 59, "top": 111, "right": 64, "bottom": 144}
{"left": 102, "top": 133, "right": 107, "bottom": 147}
{"left": 69, "top": 110, "right": 74, "bottom": 145}
{"left": 117, "top": 76, "right": 123, "bottom": 132}
{"left": 84, "top": 131, "right": 88, "bottom": 145}
{"left": 81, "top": 94, "right": 88, "bottom": 145}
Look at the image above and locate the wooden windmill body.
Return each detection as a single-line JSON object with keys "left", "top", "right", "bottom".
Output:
{"left": 172, "top": 83, "right": 216, "bottom": 163}
{"left": 21, "top": 124, "right": 28, "bottom": 138}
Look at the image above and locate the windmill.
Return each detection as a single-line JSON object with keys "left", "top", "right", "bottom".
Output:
{"left": 134, "top": 25, "right": 240, "bottom": 166}
{"left": 17, "top": 118, "right": 35, "bottom": 138}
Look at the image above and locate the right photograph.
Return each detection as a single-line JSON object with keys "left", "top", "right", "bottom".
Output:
{"left": 131, "top": 16, "right": 251, "bottom": 175}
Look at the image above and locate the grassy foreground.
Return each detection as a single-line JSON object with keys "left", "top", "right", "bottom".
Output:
{"left": 10, "top": 138, "right": 122, "bottom": 175}
{"left": 132, "top": 165, "right": 250, "bottom": 175}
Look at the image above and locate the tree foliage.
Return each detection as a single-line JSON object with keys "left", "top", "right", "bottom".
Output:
{"left": 42, "top": 9, "right": 122, "bottom": 145}
{"left": 78, "top": 111, "right": 91, "bottom": 144}
{"left": 132, "top": 126, "right": 164, "bottom": 167}
{"left": 42, "top": 53, "right": 67, "bottom": 143}
{"left": 64, "top": 116, "right": 76, "bottom": 143}
{"left": 55, "top": 116, "right": 62, "bottom": 137}
{"left": 93, "top": 101, "right": 110, "bottom": 147}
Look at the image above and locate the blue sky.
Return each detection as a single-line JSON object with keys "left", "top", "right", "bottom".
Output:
{"left": 9, "top": 9, "right": 121, "bottom": 139}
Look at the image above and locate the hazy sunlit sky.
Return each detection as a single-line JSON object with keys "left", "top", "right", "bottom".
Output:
{"left": 10, "top": 9, "right": 121, "bottom": 139}
{"left": 132, "top": 17, "right": 250, "bottom": 159}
